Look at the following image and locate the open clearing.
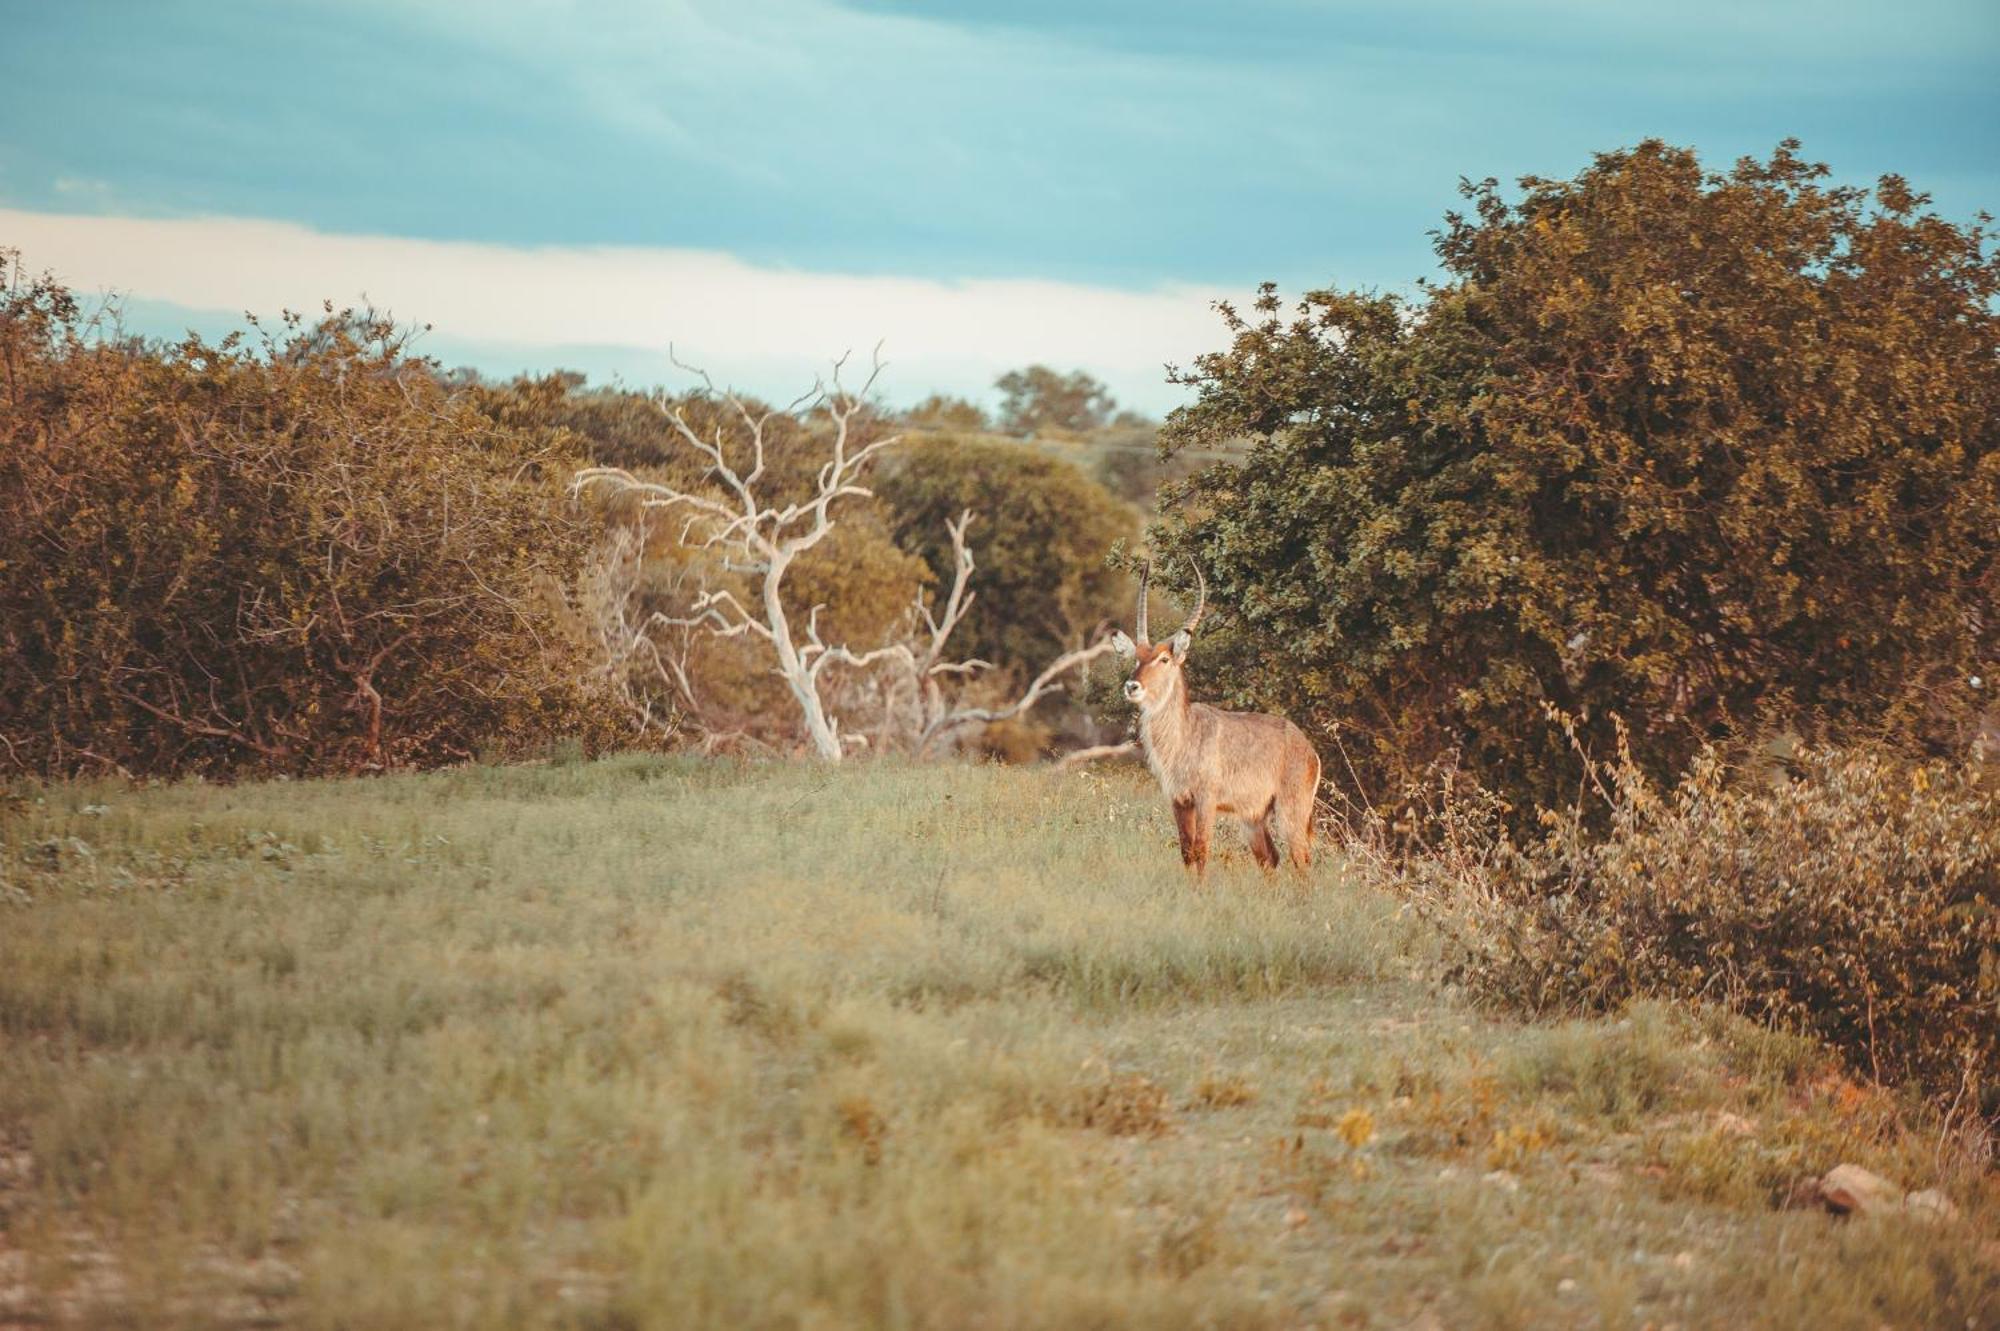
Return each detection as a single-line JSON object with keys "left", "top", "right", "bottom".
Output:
{"left": 1, "top": 757, "right": 1993, "bottom": 1329}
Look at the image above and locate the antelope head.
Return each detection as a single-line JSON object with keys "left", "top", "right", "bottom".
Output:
{"left": 1110, "top": 559, "right": 1206, "bottom": 712}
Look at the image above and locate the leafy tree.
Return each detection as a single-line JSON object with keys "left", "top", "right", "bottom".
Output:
{"left": 995, "top": 365, "right": 1117, "bottom": 437}
{"left": 1156, "top": 141, "right": 1999, "bottom": 820}
{"left": 878, "top": 436, "right": 1135, "bottom": 673}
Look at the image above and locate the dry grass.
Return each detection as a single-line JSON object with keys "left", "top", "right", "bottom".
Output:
{"left": 0, "top": 756, "right": 1993, "bottom": 1328}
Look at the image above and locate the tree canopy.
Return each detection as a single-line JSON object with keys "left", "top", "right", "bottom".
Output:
{"left": 994, "top": 365, "right": 1117, "bottom": 437}
{"left": 1156, "top": 140, "right": 1999, "bottom": 818}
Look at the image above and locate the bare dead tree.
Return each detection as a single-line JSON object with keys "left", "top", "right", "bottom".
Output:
{"left": 573, "top": 355, "right": 1116, "bottom": 762}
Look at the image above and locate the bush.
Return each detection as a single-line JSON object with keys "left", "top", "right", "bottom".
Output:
{"left": 1413, "top": 742, "right": 2000, "bottom": 1115}
{"left": 1156, "top": 141, "right": 1999, "bottom": 821}
{"left": 0, "top": 258, "right": 612, "bottom": 778}
{"left": 876, "top": 435, "right": 1135, "bottom": 674}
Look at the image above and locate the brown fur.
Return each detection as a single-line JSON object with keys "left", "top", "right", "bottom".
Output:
{"left": 1127, "top": 643, "right": 1320, "bottom": 878}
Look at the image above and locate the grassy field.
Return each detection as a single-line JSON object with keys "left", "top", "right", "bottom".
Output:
{"left": 0, "top": 756, "right": 1993, "bottom": 1329}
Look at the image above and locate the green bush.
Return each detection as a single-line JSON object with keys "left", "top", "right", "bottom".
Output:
{"left": 0, "top": 258, "right": 612, "bottom": 778}
{"left": 1156, "top": 141, "right": 1999, "bottom": 821}
{"left": 1413, "top": 743, "right": 1999, "bottom": 1115}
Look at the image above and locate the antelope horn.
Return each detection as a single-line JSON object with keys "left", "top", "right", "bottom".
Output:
{"left": 1179, "top": 560, "right": 1207, "bottom": 637}
{"left": 1134, "top": 560, "right": 1152, "bottom": 644}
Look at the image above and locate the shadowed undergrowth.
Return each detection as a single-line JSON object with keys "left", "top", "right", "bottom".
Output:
{"left": 0, "top": 757, "right": 1992, "bottom": 1329}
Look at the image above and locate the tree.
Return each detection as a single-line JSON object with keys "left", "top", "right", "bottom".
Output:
{"left": 574, "top": 357, "right": 1118, "bottom": 761}
{"left": 877, "top": 436, "right": 1135, "bottom": 673}
{"left": 995, "top": 365, "right": 1116, "bottom": 436}
{"left": 1156, "top": 141, "right": 1999, "bottom": 820}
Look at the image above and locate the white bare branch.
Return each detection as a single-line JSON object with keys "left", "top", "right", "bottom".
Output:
{"left": 917, "top": 510, "right": 980, "bottom": 664}
{"left": 915, "top": 637, "right": 1122, "bottom": 753}
{"left": 1054, "top": 740, "right": 1142, "bottom": 771}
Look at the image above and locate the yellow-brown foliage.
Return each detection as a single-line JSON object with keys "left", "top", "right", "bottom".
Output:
{"left": 0, "top": 259, "right": 612, "bottom": 777}
{"left": 1415, "top": 743, "right": 2000, "bottom": 1117}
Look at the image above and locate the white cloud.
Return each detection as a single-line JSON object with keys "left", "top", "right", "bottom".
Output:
{"left": 1, "top": 207, "right": 1234, "bottom": 413}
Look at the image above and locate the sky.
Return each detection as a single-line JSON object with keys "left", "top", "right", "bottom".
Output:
{"left": 2, "top": 0, "right": 1996, "bottom": 415}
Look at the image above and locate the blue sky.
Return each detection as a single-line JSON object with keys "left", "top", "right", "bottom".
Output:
{"left": 3, "top": 0, "right": 1995, "bottom": 413}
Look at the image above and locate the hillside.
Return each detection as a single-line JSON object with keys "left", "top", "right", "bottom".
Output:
{"left": 0, "top": 759, "right": 1992, "bottom": 1328}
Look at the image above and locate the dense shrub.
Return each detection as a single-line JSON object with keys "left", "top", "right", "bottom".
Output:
{"left": 469, "top": 370, "right": 671, "bottom": 471}
{"left": 899, "top": 393, "right": 991, "bottom": 433}
{"left": 1157, "top": 141, "right": 1999, "bottom": 820}
{"left": 1412, "top": 743, "right": 1999, "bottom": 1115}
{"left": 0, "top": 259, "right": 611, "bottom": 777}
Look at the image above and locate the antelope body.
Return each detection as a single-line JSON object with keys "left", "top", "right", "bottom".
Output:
{"left": 1111, "top": 564, "right": 1320, "bottom": 877}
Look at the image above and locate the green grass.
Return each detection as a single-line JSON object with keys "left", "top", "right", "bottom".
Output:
{"left": 0, "top": 756, "right": 1992, "bottom": 1329}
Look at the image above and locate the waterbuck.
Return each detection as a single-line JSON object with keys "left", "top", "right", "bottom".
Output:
{"left": 1110, "top": 563, "right": 1321, "bottom": 877}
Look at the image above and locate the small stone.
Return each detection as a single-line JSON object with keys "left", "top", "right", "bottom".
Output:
{"left": 1556, "top": 1278, "right": 1577, "bottom": 1295}
{"left": 1482, "top": 1169, "right": 1521, "bottom": 1193}
{"left": 1819, "top": 1164, "right": 1902, "bottom": 1216}
{"left": 1902, "top": 1189, "right": 1959, "bottom": 1224}
{"left": 1712, "top": 1111, "right": 1755, "bottom": 1136}
{"left": 1671, "top": 1251, "right": 1695, "bottom": 1271}
{"left": 1284, "top": 1207, "right": 1310, "bottom": 1229}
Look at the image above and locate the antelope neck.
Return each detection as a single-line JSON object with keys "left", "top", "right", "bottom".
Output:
{"left": 1137, "top": 676, "right": 1191, "bottom": 772}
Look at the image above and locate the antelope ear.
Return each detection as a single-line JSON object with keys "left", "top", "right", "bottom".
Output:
{"left": 1169, "top": 629, "right": 1192, "bottom": 660}
{"left": 1109, "top": 629, "right": 1136, "bottom": 659}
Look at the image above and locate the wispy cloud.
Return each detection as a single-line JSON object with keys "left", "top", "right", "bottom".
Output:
{"left": 1, "top": 206, "right": 1240, "bottom": 412}
{"left": 4, "top": 0, "right": 1992, "bottom": 295}
{"left": 3, "top": 0, "right": 1991, "bottom": 413}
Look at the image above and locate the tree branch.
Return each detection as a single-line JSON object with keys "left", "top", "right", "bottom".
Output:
{"left": 917, "top": 637, "right": 1121, "bottom": 752}
{"left": 1054, "top": 740, "right": 1141, "bottom": 771}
